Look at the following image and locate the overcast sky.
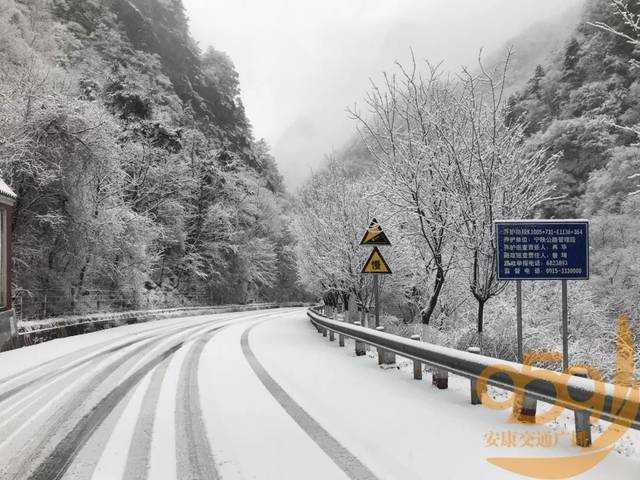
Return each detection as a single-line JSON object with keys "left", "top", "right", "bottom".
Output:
{"left": 183, "top": 0, "right": 583, "bottom": 188}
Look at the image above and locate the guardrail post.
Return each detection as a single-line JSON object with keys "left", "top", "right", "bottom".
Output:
{"left": 329, "top": 330, "right": 335, "bottom": 342}
{"left": 376, "top": 326, "right": 385, "bottom": 365}
{"left": 514, "top": 392, "right": 537, "bottom": 423}
{"left": 432, "top": 369, "right": 449, "bottom": 389}
{"left": 468, "top": 347, "right": 485, "bottom": 405}
{"left": 322, "top": 327, "right": 327, "bottom": 337}
{"left": 376, "top": 326, "right": 396, "bottom": 368}
{"left": 339, "top": 333, "right": 345, "bottom": 347}
{"left": 571, "top": 367, "right": 592, "bottom": 447}
{"left": 410, "top": 334, "right": 422, "bottom": 380}
{"left": 354, "top": 322, "right": 366, "bottom": 356}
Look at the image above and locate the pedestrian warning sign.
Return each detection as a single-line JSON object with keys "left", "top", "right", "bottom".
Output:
{"left": 361, "top": 247, "right": 392, "bottom": 274}
{"left": 359, "top": 218, "right": 391, "bottom": 246}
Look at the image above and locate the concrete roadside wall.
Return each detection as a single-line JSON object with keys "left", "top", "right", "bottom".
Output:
{"left": 0, "top": 309, "right": 16, "bottom": 351}
{"left": 12, "top": 302, "right": 311, "bottom": 350}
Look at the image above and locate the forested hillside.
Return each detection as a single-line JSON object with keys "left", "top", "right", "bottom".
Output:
{"left": 484, "top": 5, "right": 582, "bottom": 98}
{"left": 508, "top": 0, "right": 640, "bottom": 217}
{"left": 0, "top": 0, "right": 304, "bottom": 317}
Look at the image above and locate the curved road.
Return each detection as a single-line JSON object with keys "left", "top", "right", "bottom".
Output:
{"left": 0, "top": 308, "right": 638, "bottom": 480}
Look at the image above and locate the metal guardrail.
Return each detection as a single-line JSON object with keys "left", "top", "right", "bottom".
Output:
{"left": 307, "top": 308, "right": 640, "bottom": 434}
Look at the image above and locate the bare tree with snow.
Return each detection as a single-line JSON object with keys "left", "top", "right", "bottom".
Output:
{"left": 353, "top": 51, "right": 556, "bottom": 350}
{"left": 590, "top": 0, "right": 640, "bottom": 48}
{"left": 292, "top": 159, "right": 378, "bottom": 322}
{"left": 446, "top": 54, "right": 556, "bottom": 351}
{"left": 350, "top": 54, "right": 459, "bottom": 325}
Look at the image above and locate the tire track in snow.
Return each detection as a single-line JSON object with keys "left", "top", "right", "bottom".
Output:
{"left": 1, "top": 313, "right": 240, "bottom": 406}
{"left": 122, "top": 356, "right": 172, "bottom": 480}
{"left": 175, "top": 328, "right": 222, "bottom": 480}
{"left": 0, "top": 335, "right": 155, "bottom": 405}
{"left": 0, "top": 311, "right": 245, "bottom": 389}
{"left": 0, "top": 321, "right": 185, "bottom": 387}
{"left": 54, "top": 322, "right": 226, "bottom": 480}
{"left": 1, "top": 336, "right": 169, "bottom": 480}
{"left": 15, "top": 320, "right": 229, "bottom": 480}
{"left": 0, "top": 310, "right": 292, "bottom": 480}
{"left": 25, "top": 341, "right": 185, "bottom": 480}
{"left": 240, "top": 322, "right": 381, "bottom": 480}
{"left": 146, "top": 334, "right": 191, "bottom": 480}
{"left": 67, "top": 323, "right": 223, "bottom": 480}
{"left": 123, "top": 311, "right": 283, "bottom": 480}
{"left": 62, "top": 370, "right": 148, "bottom": 480}
{"left": 0, "top": 336, "right": 162, "bottom": 458}
{"left": 0, "top": 359, "right": 90, "bottom": 430}
{"left": 88, "top": 368, "right": 155, "bottom": 480}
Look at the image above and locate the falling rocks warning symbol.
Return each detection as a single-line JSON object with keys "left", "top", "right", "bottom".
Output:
{"left": 361, "top": 246, "right": 392, "bottom": 274}
{"left": 359, "top": 218, "right": 391, "bottom": 246}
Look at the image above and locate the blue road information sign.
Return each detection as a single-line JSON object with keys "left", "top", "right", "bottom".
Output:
{"left": 495, "top": 220, "right": 589, "bottom": 281}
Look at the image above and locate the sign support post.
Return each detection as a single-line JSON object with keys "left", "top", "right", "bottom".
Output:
{"left": 359, "top": 219, "right": 392, "bottom": 329}
{"left": 516, "top": 280, "right": 523, "bottom": 363}
{"left": 495, "top": 219, "right": 589, "bottom": 372}
{"left": 373, "top": 274, "right": 380, "bottom": 328}
{"left": 561, "top": 279, "right": 568, "bottom": 372}
{"left": 495, "top": 219, "right": 589, "bottom": 425}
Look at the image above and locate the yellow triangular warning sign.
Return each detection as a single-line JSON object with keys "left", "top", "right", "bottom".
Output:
{"left": 361, "top": 246, "right": 392, "bottom": 274}
{"left": 359, "top": 218, "right": 391, "bottom": 246}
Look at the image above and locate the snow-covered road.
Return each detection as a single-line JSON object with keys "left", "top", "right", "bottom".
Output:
{"left": 0, "top": 308, "right": 638, "bottom": 479}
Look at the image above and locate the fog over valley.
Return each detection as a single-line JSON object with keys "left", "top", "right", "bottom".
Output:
{"left": 184, "top": 0, "right": 584, "bottom": 189}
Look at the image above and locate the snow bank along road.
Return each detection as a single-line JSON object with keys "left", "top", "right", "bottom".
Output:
{"left": 0, "top": 308, "right": 638, "bottom": 480}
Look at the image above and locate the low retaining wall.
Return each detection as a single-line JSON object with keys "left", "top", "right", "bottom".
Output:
{"left": 8, "top": 302, "right": 310, "bottom": 350}
{"left": 0, "top": 309, "right": 17, "bottom": 351}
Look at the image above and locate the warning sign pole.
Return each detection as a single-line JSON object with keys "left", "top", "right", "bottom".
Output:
{"left": 359, "top": 219, "right": 392, "bottom": 330}
{"left": 373, "top": 274, "right": 380, "bottom": 328}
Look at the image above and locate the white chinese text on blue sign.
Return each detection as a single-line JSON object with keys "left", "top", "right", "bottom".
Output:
{"left": 495, "top": 220, "right": 589, "bottom": 281}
